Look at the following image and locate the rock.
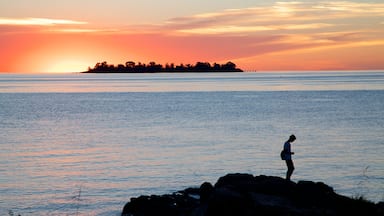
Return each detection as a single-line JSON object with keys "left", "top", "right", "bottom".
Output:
{"left": 121, "top": 173, "right": 383, "bottom": 216}
{"left": 199, "top": 182, "right": 213, "bottom": 204}
{"left": 121, "top": 193, "right": 199, "bottom": 216}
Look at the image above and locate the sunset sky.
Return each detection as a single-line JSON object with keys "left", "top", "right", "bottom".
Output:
{"left": 1, "top": 0, "right": 383, "bottom": 73}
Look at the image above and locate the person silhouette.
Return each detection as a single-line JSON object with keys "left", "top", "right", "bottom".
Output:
{"left": 282, "top": 134, "right": 296, "bottom": 181}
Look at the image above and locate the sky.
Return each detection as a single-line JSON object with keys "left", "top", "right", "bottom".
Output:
{"left": 0, "top": 0, "right": 383, "bottom": 73}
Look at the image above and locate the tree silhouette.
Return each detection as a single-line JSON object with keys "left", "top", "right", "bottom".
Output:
{"left": 85, "top": 61, "right": 243, "bottom": 73}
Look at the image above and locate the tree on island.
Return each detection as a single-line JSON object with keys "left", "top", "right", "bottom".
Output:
{"left": 85, "top": 61, "right": 243, "bottom": 73}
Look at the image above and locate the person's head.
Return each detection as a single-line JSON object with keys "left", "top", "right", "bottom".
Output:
{"left": 289, "top": 134, "right": 296, "bottom": 142}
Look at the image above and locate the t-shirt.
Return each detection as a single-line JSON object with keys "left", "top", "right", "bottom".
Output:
{"left": 283, "top": 141, "right": 292, "bottom": 160}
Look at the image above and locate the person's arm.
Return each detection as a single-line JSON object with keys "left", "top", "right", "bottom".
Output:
{"left": 290, "top": 143, "right": 294, "bottom": 155}
{"left": 285, "top": 142, "right": 294, "bottom": 155}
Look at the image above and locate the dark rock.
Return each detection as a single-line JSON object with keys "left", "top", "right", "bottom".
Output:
{"left": 199, "top": 182, "right": 213, "bottom": 203}
{"left": 205, "top": 187, "right": 254, "bottom": 216}
{"left": 214, "top": 173, "right": 254, "bottom": 188}
{"left": 121, "top": 193, "right": 199, "bottom": 216}
{"left": 121, "top": 173, "right": 383, "bottom": 216}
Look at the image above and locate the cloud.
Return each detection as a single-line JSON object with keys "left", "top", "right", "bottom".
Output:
{"left": 313, "top": 1, "right": 384, "bottom": 14}
{"left": 3, "top": 1, "right": 382, "bottom": 36}
{"left": 146, "top": 0, "right": 383, "bottom": 68}
{"left": 166, "top": 1, "right": 384, "bottom": 35}
{"left": 177, "top": 23, "right": 334, "bottom": 35}
{"left": 0, "top": 17, "right": 87, "bottom": 26}
{"left": 0, "top": 17, "right": 96, "bottom": 35}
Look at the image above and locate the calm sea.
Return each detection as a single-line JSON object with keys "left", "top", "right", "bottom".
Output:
{"left": 1, "top": 72, "right": 383, "bottom": 215}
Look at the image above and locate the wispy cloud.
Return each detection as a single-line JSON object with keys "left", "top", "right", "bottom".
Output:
{"left": 312, "top": 1, "right": 384, "bottom": 14}
{"left": 0, "top": 17, "right": 87, "bottom": 26}
{"left": 167, "top": 1, "right": 384, "bottom": 35}
{"left": 177, "top": 23, "right": 334, "bottom": 34}
{"left": 152, "top": 1, "right": 384, "bottom": 70}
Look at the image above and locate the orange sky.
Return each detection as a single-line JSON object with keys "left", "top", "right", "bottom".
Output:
{"left": 1, "top": 1, "right": 384, "bottom": 73}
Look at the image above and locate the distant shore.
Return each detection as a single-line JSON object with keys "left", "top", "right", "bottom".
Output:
{"left": 84, "top": 61, "right": 243, "bottom": 73}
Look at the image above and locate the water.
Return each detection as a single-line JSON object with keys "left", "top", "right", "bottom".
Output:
{"left": 1, "top": 72, "right": 383, "bottom": 215}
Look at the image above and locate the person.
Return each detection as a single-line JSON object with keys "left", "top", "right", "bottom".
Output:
{"left": 282, "top": 134, "right": 296, "bottom": 181}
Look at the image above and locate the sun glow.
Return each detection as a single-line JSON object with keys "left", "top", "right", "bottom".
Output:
{"left": 43, "top": 59, "right": 90, "bottom": 73}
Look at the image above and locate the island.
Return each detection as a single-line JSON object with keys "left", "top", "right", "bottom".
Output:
{"left": 121, "top": 173, "right": 383, "bottom": 216}
{"left": 84, "top": 61, "right": 243, "bottom": 73}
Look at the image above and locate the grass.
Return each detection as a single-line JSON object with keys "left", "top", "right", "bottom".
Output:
{"left": 352, "top": 195, "right": 373, "bottom": 204}
{"left": 353, "top": 166, "right": 371, "bottom": 201}
{"left": 8, "top": 184, "right": 84, "bottom": 216}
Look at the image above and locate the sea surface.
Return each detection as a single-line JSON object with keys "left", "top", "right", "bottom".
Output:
{"left": 1, "top": 72, "right": 383, "bottom": 215}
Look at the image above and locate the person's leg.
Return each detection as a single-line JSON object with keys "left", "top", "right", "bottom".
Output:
{"left": 285, "top": 160, "right": 295, "bottom": 180}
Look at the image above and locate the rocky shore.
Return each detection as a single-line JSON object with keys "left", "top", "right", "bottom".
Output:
{"left": 122, "top": 173, "right": 383, "bottom": 216}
